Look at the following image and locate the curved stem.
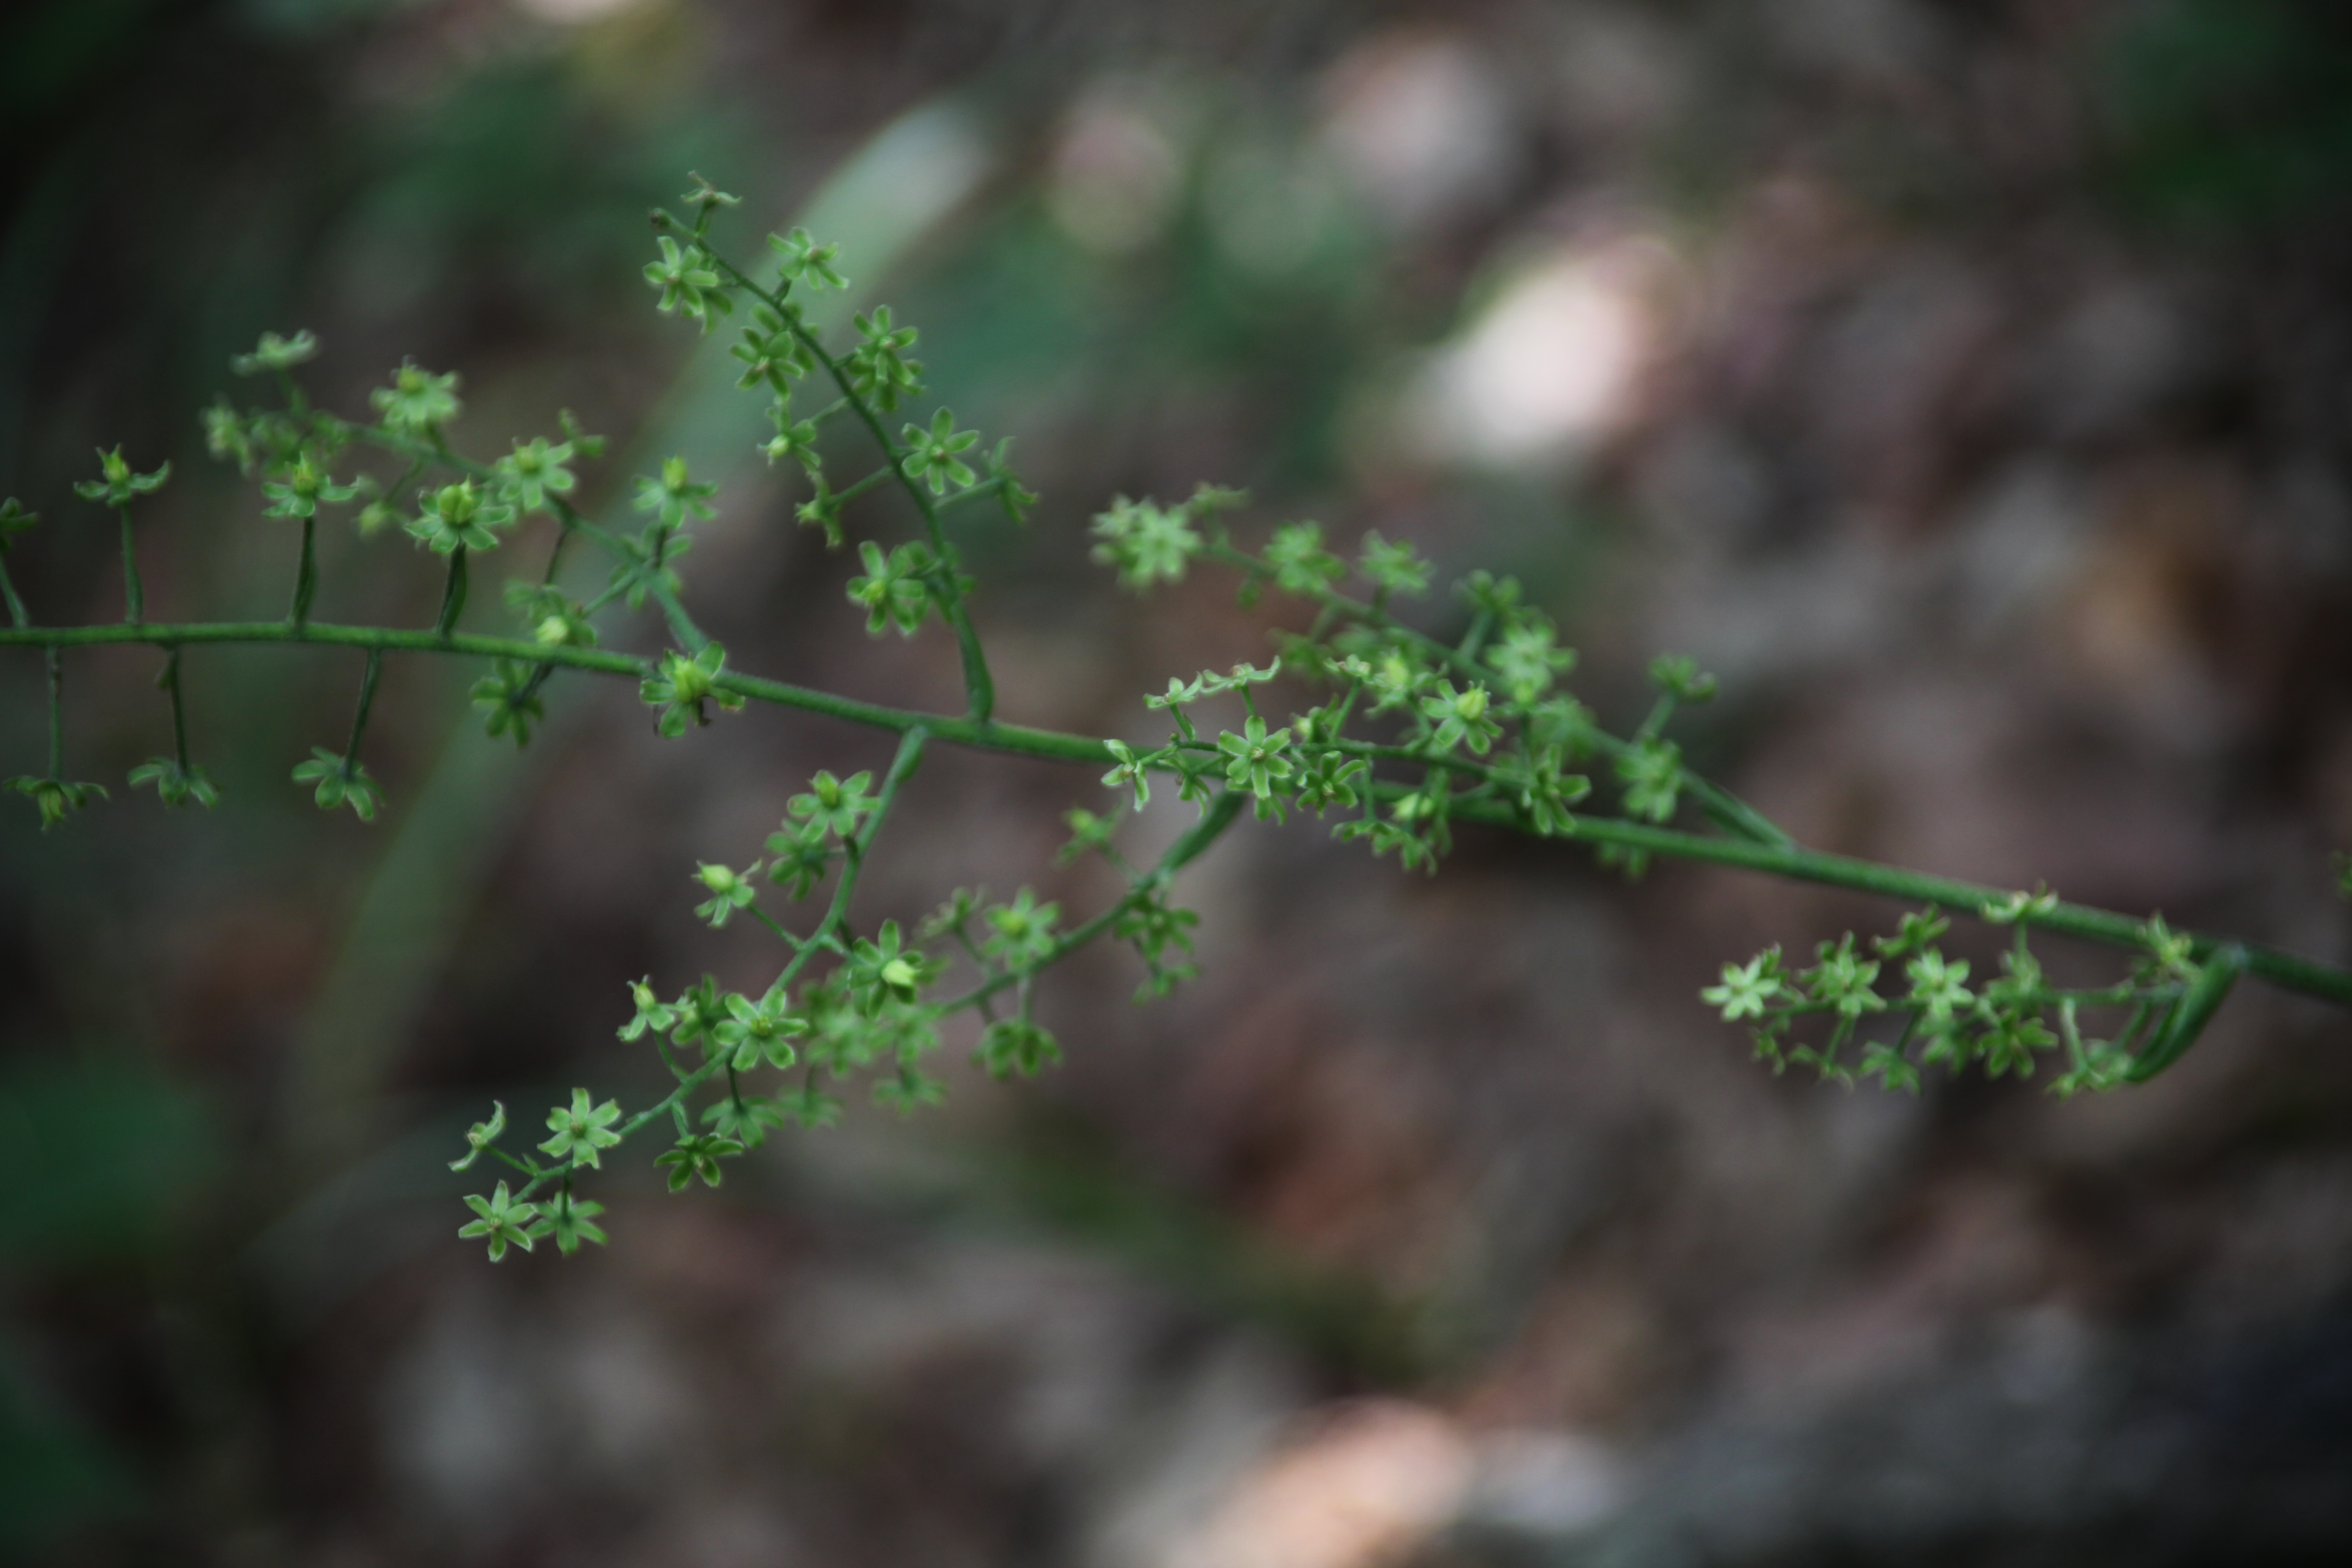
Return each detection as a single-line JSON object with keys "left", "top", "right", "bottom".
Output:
{"left": 4, "top": 617, "right": 2347, "bottom": 1009}
{"left": 695, "top": 242, "right": 997, "bottom": 725}
{"left": 433, "top": 548, "right": 468, "bottom": 639}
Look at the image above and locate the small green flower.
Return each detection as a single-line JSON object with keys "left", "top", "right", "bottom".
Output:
{"left": 494, "top": 437, "right": 576, "bottom": 514}
{"left": 691, "top": 860, "right": 761, "bottom": 928}
{"left": 981, "top": 889, "right": 1060, "bottom": 968}
{"left": 667, "top": 975, "right": 728, "bottom": 1050}
{"left": 976, "top": 1018, "right": 1062, "bottom": 1080}
{"left": 711, "top": 990, "right": 808, "bottom": 1071}
{"left": 1090, "top": 495, "right": 1200, "bottom": 589}
{"left": 846, "top": 920, "right": 940, "bottom": 1016}
{"left": 634, "top": 455, "right": 719, "bottom": 531}
{"left": 846, "top": 540, "right": 936, "bottom": 636}
{"left": 1647, "top": 654, "right": 1717, "bottom": 704}
{"left": 768, "top": 227, "right": 849, "bottom": 292}
{"left": 128, "top": 757, "right": 220, "bottom": 810}
{"left": 405, "top": 479, "right": 512, "bottom": 555}
{"left": 1615, "top": 737, "right": 1682, "bottom": 824}
{"left": 1702, "top": 949, "right": 1787, "bottom": 1022}
{"left": 503, "top": 581, "right": 596, "bottom": 648}
{"left": 655, "top": 1132, "right": 743, "bottom": 1191}
{"left": 872, "top": 1065, "right": 947, "bottom": 1116}
{"left": 1101, "top": 740, "right": 1157, "bottom": 810}
{"left": 5, "top": 776, "right": 108, "bottom": 831}
{"left": 1983, "top": 884, "right": 2058, "bottom": 925}
{"left": 1217, "top": 716, "right": 1294, "bottom": 806}
{"left": 371, "top": 360, "right": 460, "bottom": 433}
{"left": 1419, "top": 681, "right": 1502, "bottom": 756}
{"left": 761, "top": 408, "right": 822, "bottom": 473}
{"left": 1807, "top": 934, "right": 1888, "bottom": 1019}
{"left": 1874, "top": 908, "right": 1952, "bottom": 960}
{"left": 201, "top": 401, "right": 258, "bottom": 471}
{"left": 539, "top": 1087, "right": 624, "bottom": 1170}
{"left": 764, "top": 819, "right": 836, "bottom": 899}
{"left": 776, "top": 1082, "right": 844, "bottom": 1129}
{"left": 643, "top": 235, "right": 733, "bottom": 331}
{"left": 448, "top": 1101, "right": 508, "bottom": 1172}
{"left": 983, "top": 438, "right": 1039, "bottom": 524}
{"left": 703, "top": 1094, "right": 786, "bottom": 1150}
{"left": 608, "top": 520, "right": 693, "bottom": 609}
{"left": 261, "top": 451, "right": 356, "bottom": 520}
{"left": 900, "top": 407, "right": 980, "bottom": 495}
{"left": 1293, "top": 749, "right": 1369, "bottom": 815}
{"left": 1264, "top": 521, "right": 1344, "bottom": 596}
{"left": 75, "top": 446, "right": 170, "bottom": 508}
{"left": 617, "top": 976, "right": 678, "bottom": 1043}
{"left": 1903, "top": 950, "right": 1973, "bottom": 1022}
{"left": 1358, "top": 530, "right": 1432, "bottom": 598}
{"left": 469, "top": 660, "right": 544, "bottom": 747}
{"left": 291, "top": 747, "right": 384, "bottom": 821}
{"left": 232, "top": 330, "right": 319, "bottom": 376}
{"left": 458, "top": 1181, "right": 539, "bottom": 1261}
{"left": 735, "top": 314, "right": 816, "bottom": 391}
{"left": 1499, "top": 746, "right": 1588, "bottom": 834}
{"left": 1057, "top": 806, "right": 1118, "bottom": 864}
{"left": 640, "top": 643, "right": 744, "bottom": 737}
{"left": 1489, "top": 618, "right": 1576, "bottom": 704}
{"left": 787, "top": 769, "right": 878, "bottom": 838}
{"left": 535, "top": 1191, "right": 608, "bottom": 1256}
{"left": 846, "top": 306, "right": 922, "bottom": 411}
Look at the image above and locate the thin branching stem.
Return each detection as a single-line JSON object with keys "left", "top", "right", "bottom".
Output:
{"left": 5, "top": 614, "right": 2347, "bottom": 1006}
{"left": 694, "top": 240, "right": 998, "bottom": 725}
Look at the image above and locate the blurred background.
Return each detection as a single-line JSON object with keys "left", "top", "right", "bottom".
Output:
{"left": 5, "top": 0, "right": 2352, "bottom": 1563}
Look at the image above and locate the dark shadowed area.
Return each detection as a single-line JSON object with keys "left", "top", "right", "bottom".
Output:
{"left": 5, "top": 1, "right": 2352, "bottom": 1564}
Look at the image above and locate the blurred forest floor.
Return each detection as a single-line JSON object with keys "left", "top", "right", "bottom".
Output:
{"left": 4, "top": 1, "right": 2352, "bottom": 1564}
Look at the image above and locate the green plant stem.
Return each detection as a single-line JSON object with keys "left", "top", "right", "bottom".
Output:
{"left": 344, "top": 647, "right": 383, "bottom": 767}
{"left": 290, "top": 514, "right": 318, "bottom": 626}
{"left": 1201, "top": 539, "right": 1791, "bottom": 849}
{"left": 5, "top": 616, "right": 2347, "bottom": 1009}
{"left": 434, "top": 548, "right": 468, "bottom": 638}
{"left": 758, "top": 725, "right": 929, "bottom": 1006}
{"left": 696, "top": 243, "right": 998, "bottom": 725}
{"left": 935, "top": 787, "right": 1249, "bottom": 1015}
{"left": 0, "top": 557, "right": 27, "bottom": 629}
{"left": 162, "top": 648, "right": 191, "bottom": 770}
{"left": 117, "top": 506, "right": 144, "bottom": 624}
{"left": 44, "top": 645, "right": 62, "bottom": 776}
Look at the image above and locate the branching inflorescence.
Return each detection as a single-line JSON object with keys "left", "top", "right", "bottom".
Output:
{"left": 5, "top": 177, "right": 2349, "bottom": 1262}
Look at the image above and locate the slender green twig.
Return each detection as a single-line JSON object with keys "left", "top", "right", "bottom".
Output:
{"left": 117, "top": 507, "right": 144, "bottom": 625}
{"left": 44, "top": 645, "right": 63, "bottom": 778}
{"left": 289, "top": 514, "right": 318, "bottom": 627}
{"left": 162, "top": 649, "right": 191, "bottom": 771}
{"left": 433, "top": 548, "right": 469, "bottom": 639}
{"left": 0, "top": 557, "right": 26, "bottom": 629}
{"left": 693, "top": 237, "right": 998, "bottom": 725}
{"left": 344, "top": 647, "right": 383, "bottom": 768}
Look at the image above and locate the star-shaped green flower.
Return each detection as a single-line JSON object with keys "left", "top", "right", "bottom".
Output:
{"left": 539, "top": 1087, "right": 624, "bottom": 1169}
{"left": 458, "top": 1181, "right": 539, "bottom": 1261}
